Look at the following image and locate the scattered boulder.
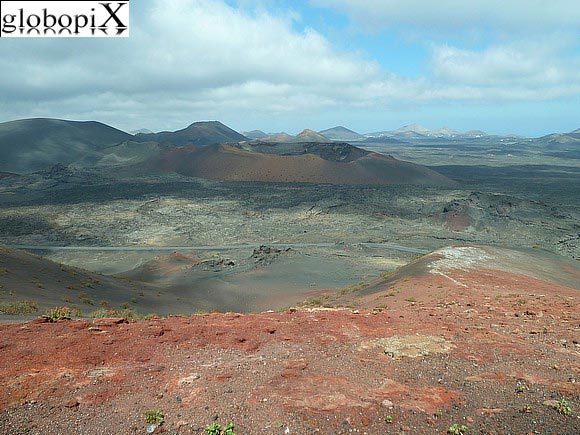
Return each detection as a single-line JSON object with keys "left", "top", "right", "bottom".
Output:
{"left": 252, "top": 245, "right": 291, "bottom": 266}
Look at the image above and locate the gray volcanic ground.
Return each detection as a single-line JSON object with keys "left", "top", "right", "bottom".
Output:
{"left": 0, "top": 125, "right": 578, "bottom": 316}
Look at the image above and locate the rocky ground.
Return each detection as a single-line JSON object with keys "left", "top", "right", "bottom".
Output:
{"left": 0, "top": 169, "right": 578, "bottom": 259}
{"left": 0, "top": 246, "right": 578, "bottom": 434}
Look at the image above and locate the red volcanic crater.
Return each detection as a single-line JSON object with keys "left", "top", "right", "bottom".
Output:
{"left": 139, "top": 142, "right": 454, "bottom": 186}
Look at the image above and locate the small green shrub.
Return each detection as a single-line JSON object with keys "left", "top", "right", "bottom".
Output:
{"left": 448, "top": 424, "right": 469, "bottom": 435}
{"left": 118, "top": 308, "right": 140, "bottom": 320}
{"left": 88, "top": 308, "right": 114, "bottom": 318}
{"left": 88, "top": 307, "right": 149, "bottom": 320}
{"left": 385, "top": 415, "right": 393, "bottom": 423}
{"left": 205, "top": 422, "right": 235, "bottom": 435}
{"left": 46, "top": 306, "right": 72, "bottom": 321}
{"left": 205, "top": 423, "right": 221, "bottom": 435}
{"left": 516, "top": 384, "right": 528, "bottom": 393}
{"left": 302, "top": 295, "right": 331, "bottom": 307}
{"left": 555, "top": 398, "right": 572, "bottom": 416}
{"left": 78, "top": 292, "right": 94, "bottom": 305}
{"left": 0, "top": 299, "right": 38, "bottom": 315}
{"left": 144, "top": 409, "right": 164, "bottom": 425}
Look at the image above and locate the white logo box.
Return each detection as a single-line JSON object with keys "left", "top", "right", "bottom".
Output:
{"left": 0, "top": 0, "right": 130, "bottom": 37}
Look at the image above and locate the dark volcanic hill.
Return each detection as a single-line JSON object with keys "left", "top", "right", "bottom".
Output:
{"left": 135, "top": 141, "right": 454, "bottom": 186}
{"left": 135, "top": 121, "right": 247, "bottom": 146}
{"left": 319, "top": 126, "right": 365, "bottom": 141}
{"left": 0, "top": 118, "right": 133, "bottom": 173}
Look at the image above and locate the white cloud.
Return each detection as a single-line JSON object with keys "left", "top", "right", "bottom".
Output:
{"left": 310, "top": 0, "right": 580, "bottom": 32}
{"left": 0, "top": 0, "right": 578, "bottom": 133}
{"left": 428, "top": 40, "right": 580, "bottom": 100}
{"left": 0, "top": 0, "right": 420, "bottom": 130}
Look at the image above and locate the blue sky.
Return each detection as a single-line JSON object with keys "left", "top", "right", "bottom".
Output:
{"left": 0, "top": 0, "right": 579, "bottom": 136}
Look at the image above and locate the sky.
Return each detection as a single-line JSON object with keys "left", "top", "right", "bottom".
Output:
{"left": 0, "top": 0, "right": 579, "bottom": 136}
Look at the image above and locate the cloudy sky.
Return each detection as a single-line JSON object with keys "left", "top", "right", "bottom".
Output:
{"left": 1, "top": 0, "right": 579, "bottom": 135}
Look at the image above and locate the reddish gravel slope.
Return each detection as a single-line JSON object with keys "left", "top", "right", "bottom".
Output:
{"left": 0, "top": 246, "right": 578, "bottom": 434}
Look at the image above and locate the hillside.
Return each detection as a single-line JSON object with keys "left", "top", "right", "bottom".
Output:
{"left": 326, "top": 245, "right": 580, "bottom": 309}
{"left": 519, "top": 133, "right": 580, "bottom": 158}
{"left": 319, "top": 126, "right": 365, "bottom": 141}
{"left": 242, "top": 130, "right": 268, "bottom": 140}
{"left": 394, "top": 123, "right": 432, "bottom": 136}
{"left": 0, "top": 245, "right": 577, "bottom": 434}
{"left": 0, "top": 118, "right": 133, "bottom": 173}
{"left": 140, "top": 142, "right": 454, "bottom": 186}
{"left": 135, "top": 121, "right": 247, "bottom": 146}
{"left": 362, "top": 136, "right": 407, "bottom": 144}
{"left": 0, "top": 246, "right": 160, "bottom": 318}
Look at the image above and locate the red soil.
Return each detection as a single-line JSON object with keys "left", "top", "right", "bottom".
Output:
{"left": 0, "top": 246, "right": 578, "bottom": 434}
{"left": 145, "top": 144, "right": 453, "bottom": 186}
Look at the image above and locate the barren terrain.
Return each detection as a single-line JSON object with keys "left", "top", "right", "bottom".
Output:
{"left": 0, "top": 246, "right": 578, "bottom": 434}
{"left": 0, "top": 136, "right": 578, "bottom": 434}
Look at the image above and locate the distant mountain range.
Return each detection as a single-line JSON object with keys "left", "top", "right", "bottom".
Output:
{"left": 365, "top": 124, "right": 493, "bottom": 140}
{"left": 130, "top": 128, "right": 154, "bottom": 135}
{"left": 248, "top": 124, "right": 494, "bottom": 142}
{"left": 0, "top": 117, "right": 577, "bottom": 181}
{"left": 311, "top": 124, "right": 530, "bottom": 141}
{"left": 259, "top": 129, "right": 330, "bottom": 143}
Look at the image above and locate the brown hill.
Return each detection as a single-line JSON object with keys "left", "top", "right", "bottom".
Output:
{"left": 259, "top": 132, "right": 296, "bottom": 142}
{"left": 295, "top": 129, "right": 330, "bottom": 142}
{"left": 0, "top": 244, "right": 578, "bottom": 434}
{"left": 142, "top": 142, "right": 454, "bottom": 186}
